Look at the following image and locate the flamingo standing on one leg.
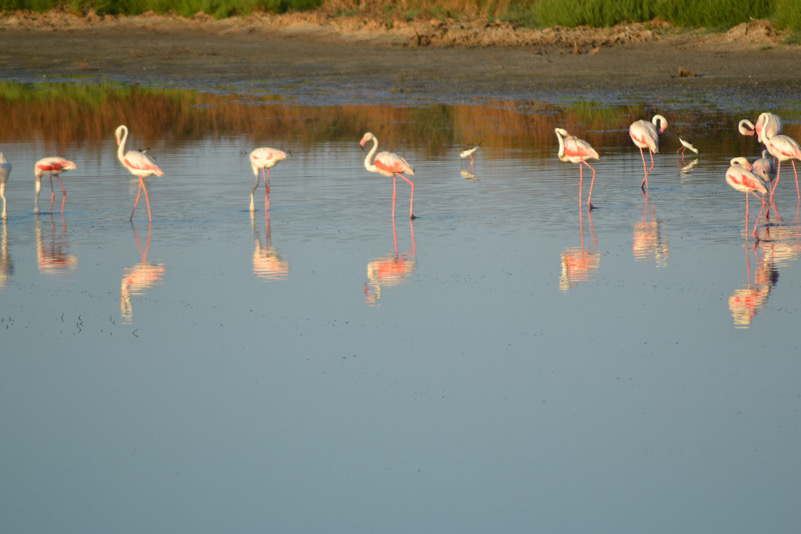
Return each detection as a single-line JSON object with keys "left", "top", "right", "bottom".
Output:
{"left": 738, "top": 112, "right": 782, "bottom": 145}
{"left": 629, "top": 114, "right": 668, "bottom": 190}
{"left": 726, "top": 157, "right": 768, "bottom": 239}
{"left": 0, "top": 153, "right": 11, "bottom": 220}
{"left": 555, "top": 127, "right": 600, "bottom": 209}
{"left": 763, "top": 131, "right": 801, "bottom": 200}
{"left": 34, "top": 157, "right": 77, "bottom": 214}
{"left": 360, "top": 132, "right": 416, "bottom": 219}
{"left": 249, "top": 147, "right": 288, "bottom": 212}
{"left": 115, "top": 125, "right": 164, "bottom": 222}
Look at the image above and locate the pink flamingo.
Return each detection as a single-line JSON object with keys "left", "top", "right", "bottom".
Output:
{"left": 738, "top": 112, "right": 782, "bottom": 145}
{"left": 115, "top": 125, "right": 164, "bottom": 222}
{"left": 249, "top": 147, "right": 288, "bottom": 212}
{"left": 34, "top": 157, "right": 77, "bottom": 214}
{"left": 752, "top": 150, "right": 777, "bottom": 195}
{"left": 554, "top": 127, "right": 600, "bottom": 209}
{"left": 726, "top": 157, "right": 768, "bottom": 238}
{"left": 629, "top": 114, "right": 668, "bottom": 190}
{"left": 360, "top": 132, "right": 416, "bottom": 219}
{"left": 763, "top": 130, "right": 801, "bottom": 200}
{"left": 0, "top": 153, "right": 11, "bottom": 220}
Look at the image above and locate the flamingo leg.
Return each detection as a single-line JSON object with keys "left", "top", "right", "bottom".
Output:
{"left": 583, "top": 161, "right": 597, "bottom": 209}
{"left": 638, "top": 146, "right": 649, "bottom": 190}
{"left": 751, "top": 192, "right": 764, "bottom": 239}
{"left": 578, "top": 164, "right": 583, "bottom": 207}
{"left": 265, "top": 181, "right": 270, "bottom": 212}
{"left": 49, "top": 176, "right": 56, "bottom": 211}
{"left": 130, "top": 180, "right": 143, "bottom": 221}
{"left": 250, "top": 173, "right": 260, "bottom": 212}
{"left": 399, "top": 173, "right": 415, "bottom": 219}
{"left": 792, "top": 160, "right": 799, "bottom": 200}
{"left": 56, "top": 175, "right": 66, "bottom": 213}
{"left": 391, "top": 174, "right": 397, "bottom": 219}
{"left": 35, "top": 177, "right": 42, "bottom": 214}
{"left": 142, "top": 179, "right": 152, "bottom": 222}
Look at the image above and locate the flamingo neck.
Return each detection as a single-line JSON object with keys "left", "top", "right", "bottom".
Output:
{"left": 555, "top": 131, "right": 566, "bottom": 160}
{"left": 117, "top": 127, "right": 128, "bottom": 163}
{"left": 363, "top": 137, "right": 379, "bottom": 173}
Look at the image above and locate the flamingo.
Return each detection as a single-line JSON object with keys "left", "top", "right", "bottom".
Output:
{"left": 629, "top": 114, "right": 668, "bottom": 190}
{"left": 360, "top": 132, "right": 416, "bottom": 219}
{"left": 738, "top": 112, "right": 782, "bottom": 145}
{"left": 115, "top": 125, "right": 164, "bottom": 221}
{"left": 554, "top": 127, "right": 600, "bottom": 209}
{"left": 763, "top": 131, "right": 801, "bottom": 200}
{"left": 34, "top": 157, "right": 77, "bottom": 214}
{"left": 249, "top": 147, "right": 288, "bottom": 212}
{"left": 752, "top": 150, "right": 777, "bottom": 195}
{"left": 0, "top": 153, "right": 11, "bottom": 220}
{"left": 726, "top": 157, "right": 768, "bottom": 238}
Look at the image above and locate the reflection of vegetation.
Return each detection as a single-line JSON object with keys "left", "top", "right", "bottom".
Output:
{"left": 0, "top": 82, "right": 798, "bottom": 158}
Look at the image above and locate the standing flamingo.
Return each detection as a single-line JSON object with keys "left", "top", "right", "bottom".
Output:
{"left": 115, "top": 125, "right": 164, "bottom": 221}
{"left": 752, "top": 150, "right": 777, "bottom": 195}
{"left": 554, "top": 127, "right": 600, "bottom": 209}
{"left": 763, "top": 131, "right": 801, "bottom": 200}
{"left": 249, "top": 147, "right": 288, "bottom": 212}
{"left": 34, "top": 157, "right": 77, "bottom": 214}
{"left": 0, "top": 153, "right": 11, "bottom": 220}
{"left": 360, "top": 132, "right": 416, "bottom": 219}
{"left": 726, "top": 157, "right": 768, "bottom": 238}
{"left": 460, "top": 145, "right": 480, "bottom": 169}
{"left": 629, "top": 114, "right": 668, "bottom": 190}
{"left": 738, "top": 112, "right": 782, "bottom": 145}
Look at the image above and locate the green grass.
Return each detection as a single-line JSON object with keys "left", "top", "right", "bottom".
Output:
{"left": 0, "top": 0, "right": 798, "bottom": 30}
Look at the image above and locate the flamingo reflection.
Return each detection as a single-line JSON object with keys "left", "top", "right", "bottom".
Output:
{"left": 364, "top": 218, "right": 417, "bottom": 305}
{"left": 121, "top": 223, "right": 165, "bottom": 323}
{"left": 633, "top": 192, "right": 669, "bottom": 267}
{"left": 0, "top": 221, "right": 12, "bottom": 288}
{"left": 251, "top": 210, "right": 289, "bottom": 280}
{"left": 729, "top": 240, "right": 778, "bottom": 329}
{"left": 36, "top": 213, "right": 78, "bottom": 273}
{"left": 559, "top": 208, "right": 600, "bottom": 291}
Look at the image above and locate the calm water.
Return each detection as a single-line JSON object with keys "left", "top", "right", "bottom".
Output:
{"left": 1, "top": 88, "right": 801, "bottom": 533}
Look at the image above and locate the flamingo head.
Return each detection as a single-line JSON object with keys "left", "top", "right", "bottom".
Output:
{"left": 738, "top": 120, "right": 755, "bottom": 137}
{"left": 730, "top": 157, "right": 753, "bottom": 171}
{"left": 360, "top": 132, "right": 375, "bottom": 149}
{"left": 554, "top": 128, "right": 570, "bottom": 139}
{"left": 652, "top": 115, "right": 668, "bottom": 134}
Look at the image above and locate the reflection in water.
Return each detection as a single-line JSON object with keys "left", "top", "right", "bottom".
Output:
{"left": 460, "top": 169, "right": 478, "bottom": 181}
{"left": 251, "top": 210, "right": 289, "bottom": 281}
{"left": 36, "top": 213, "right": 78, "bottom": 273}
{"left": 364, "top": 218, "right": 417, "bottom": 306}
{"left": 121, "top": 223, "right": 165, "bottom": 323}
{"left": 0, "top": 221, "right": 12, "bottom": 288}
{"left": 729, "top": 240, "right": 779, "bottom": 329}
{"left": 633, "top": 192, "right": 669, "bottom": 267}
{"left": 559, "top": 208, "right": 600, "bottom": 291}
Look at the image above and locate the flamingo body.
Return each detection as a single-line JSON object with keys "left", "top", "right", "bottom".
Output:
{"left": 115, "top": 125, "right": 163, "bottom": 221}
{"left": 0, "top": 153, "right": 11, "bottom": 219}
{"left": 555, "top": 127, "right": 600, "bottom": 209}
{"left": 360, "top": 132, "right": 416, "bottom": 219}
{"left": 726, "top": 157, "right": 767, "bottom": 238}
{"left": 34, "top": 156, "right": 77, "bottom": 213}
{"left": 764, "top": 132, "right": 801, "bottom": 199}
{"left": 249, "top": 147, "right": 288, "bottom": 212}
{"left": 630, "top": 114, "right": 668, "bottom": 190}
{"left": 752, "top": 150, "right": 777, "bottom": 193}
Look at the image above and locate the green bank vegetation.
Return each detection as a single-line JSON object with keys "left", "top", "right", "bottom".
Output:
{"left": 0, "top": 0, "right": 799, "bottom": 31}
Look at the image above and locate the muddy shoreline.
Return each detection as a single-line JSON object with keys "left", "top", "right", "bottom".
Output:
{"left": 1, "top": 12, "right": 800, "bottom": 107}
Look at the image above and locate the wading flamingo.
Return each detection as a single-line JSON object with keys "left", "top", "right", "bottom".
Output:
{"left": 0, "top": 153, "right": 11, "bottom": 219}
{"left": 249, "top": 147, "right": 288, "bottom": 212}
{"left": 738, "top": 112, "right": 782, "bottom": 145}
{"left": 34, "top": 157, "right": 77, "bottom": 214}
{"left": 555, "top": 127, "right": 600, "bottom": 209}
{"left": 115, "top": 125, "right": 164, "bottom": 221}
{"left": 629, "top": 114, "right": 668, "bottom": 190}
{"left": 360, "top": 132, "right": 416, "bottom": 219}
{"left": 752, "top": 150, "right": 777, "bottom": 195}
{"left": 763, "top": 130, "right": 801, "bottom": 200}
{"left": 726, "top": 157, "right": 768, "bottom": 238}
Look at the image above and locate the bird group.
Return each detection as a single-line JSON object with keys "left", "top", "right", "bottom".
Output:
{"left": 555, "top": 111, "right": 801, "bottom": 239}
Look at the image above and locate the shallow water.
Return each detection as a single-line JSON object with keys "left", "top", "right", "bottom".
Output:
{"left": 2, "top": 87, "right": 801, "bottom": 533}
